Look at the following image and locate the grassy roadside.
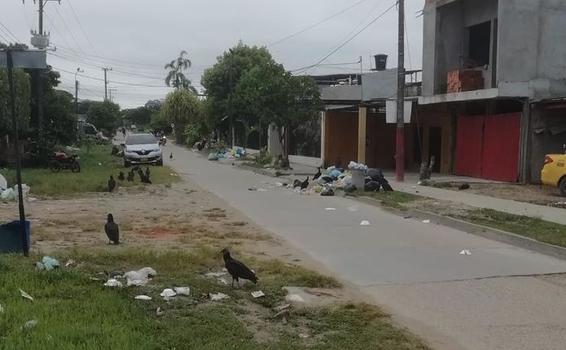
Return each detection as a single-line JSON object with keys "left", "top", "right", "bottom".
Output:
{"left": 350, "top": 190, "right": 566, "bottom": 249}
{"left": 1, "top": 145, "right": 179, "bottom": 197}
{"left": 0, "top": 249, "right": 430, "bottom": 350}
{"left": 452, "top": 209, "right": 566, "bottom": 248}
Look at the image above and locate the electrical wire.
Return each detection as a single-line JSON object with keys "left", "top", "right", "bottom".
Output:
{"left": 53, "top": 66, "right": 170, "bottom": 88}
{"left": 267, "top": 0, "right": 373, "bottom": 47}
{"left": 66, "top": 0, "right": 99, "bottom": 54}
{"left": 51, "top": 5, "right": 86, "bottom": 54}
{"left": 0, "top": 22, "right": 20, "bottom": 43}
{"left": 292, "top": 2, "right": 397, "bottom": 74}
{"left": 405, "top": 14, "right": 412, "bottom": 69}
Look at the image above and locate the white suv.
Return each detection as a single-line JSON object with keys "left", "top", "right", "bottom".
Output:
{"left": 123, "top": 133, "right": 163, "bottom": 167}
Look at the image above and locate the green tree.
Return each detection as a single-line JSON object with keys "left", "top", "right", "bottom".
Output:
{"left": 87, "top": 101, "right": 121, "bottom": 135}
{"left": 161, "top": 89, "right": 200, "bottom": 144}
{"left": 122, "top": 107, "right": 153, "bottom": 128}
{"left": 0, "top": 68, "right": 31, "bottom": 138}
{"left": 165, "top": 50, "right": 196, "bottom": 93}
{"left": 201, "top": 42, "right": 275, "bottom": 139}
{"left": 44, "top": 90, "right": 77, "bottom": 146}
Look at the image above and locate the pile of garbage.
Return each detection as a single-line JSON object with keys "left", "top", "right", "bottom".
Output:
{"left": 0, "top": 174, "right": 30, "bottom": 202}
{"left": 286, "top": 161, "right": 393, "bottom": 197}
{"left": 208, "top": 147, "right": 247, "bottom": 161}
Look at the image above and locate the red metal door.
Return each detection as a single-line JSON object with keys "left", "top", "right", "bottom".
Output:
{"left": 481, "top": 113, "right": 521, "bottom": 182}
{"left": 455, "top": 115, "right": 484, "bottom": 178}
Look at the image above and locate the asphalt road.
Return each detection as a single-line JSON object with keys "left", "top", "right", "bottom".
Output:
{"left": 166, "top": 144, "right": 566, "bottom": 350}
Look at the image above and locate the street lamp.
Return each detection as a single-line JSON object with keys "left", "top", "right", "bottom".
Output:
{"left": 74, "top": 67, "right": 84, "bottom": 114}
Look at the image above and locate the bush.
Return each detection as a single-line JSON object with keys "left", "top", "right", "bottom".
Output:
{"left": 254, "top": 148, "right": 273, "bottom": 166}
{"left": 184, "top": 121, "right": 209, "bottom": 147}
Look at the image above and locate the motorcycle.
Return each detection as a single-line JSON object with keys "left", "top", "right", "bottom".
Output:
{"left": 159, "top": 136, "right": 167, "bottom": 146}
{"left": 49, "top": 152, "right": 81, "bottom": 173}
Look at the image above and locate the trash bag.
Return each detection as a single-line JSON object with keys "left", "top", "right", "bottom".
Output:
{"left": 1, "top": 188, "right": 16, "bottom": 201}
{"left": 208, "top": 153, "right": 219, "bottom": 161}
{"left": 364, "top": 181, "right": 381, "bottom": 192}
{"left": 348, "top": 161, "right": 368, "bottom": 172}
{"left": 321, "top": 187, "right": 335, "bottom": 196}
{"left": 329, "top": 169, "right": 342, "bottom": 179}
{"left": 124, "top": 267, "right": 157, "bottom": 286}
{"left": 0, "top": 174, "right": 7, "bottom": 191}
{"left": 343, "top": 184, "right": 357, "bottom": 193}
{"left": 36, "top": 256, "right": 60, "bottom": 271}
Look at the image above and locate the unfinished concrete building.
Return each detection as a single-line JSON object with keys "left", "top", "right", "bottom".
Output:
{"left": 420, "top": 0, "right": 566, "bottom": 182}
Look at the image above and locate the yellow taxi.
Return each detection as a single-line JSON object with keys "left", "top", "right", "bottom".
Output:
{"left": 541, "top": 151, "right": 566, "bottom": 196}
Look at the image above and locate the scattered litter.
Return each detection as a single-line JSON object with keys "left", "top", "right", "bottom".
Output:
{"left": 23, "top": 320, "right": 38, "bottom": 330}
{"left": 134, "top": 295, "right": 152, "bottom": 301}
{"left": 275, "top": 182, "right": 284, "bottom": 187}
{"left": 160, "top": 288, "right": 177, "bottom": 300}
{"left": 28, "top": 197, "right": 38, "bottom": 202}
{"left": 248, "top": 187, "right": 257, "bottom": 191}
{"left": 257, "top": 188, "right": 268, "bottom": 192}
{"left": 65, "top": 259, "right": 76, "bottom": 267}
{"left": 209, "top": 292, "right": 229, "bottom": 301}
{"left": 403, "top": 215, "right": 412, "bottom": 219}
{"left": 347, "top": 206, "right": 358, "bottom": 212}
{"left": 124, "top": 267, "right": 157, "bottom": 287}
{"left": 459, "top": 250, "right": 472, "bottom": 256}
{"left": 90, "top": 277, "right": 102, "bottom": 281}
{"left": 218, "top": 278, "right": 229, "bottom": 285}
{"left": 0, "top": 174, "right": 6, "bottom": 190}
{"left": 299, "top": 333, "right": 310, "bottom": 339}
{"left": 0, "top": 304, "right": 4, "bottom": 313}
{"left": 156, "top": 307, "right": 164, "bottom": 316}
{"left": 360, "top": 220, "right": 371, "bottom": 226}
{"left": 273, "top": 304, "right": 291, "bottom": 313}
{"left": 251, "top": 291, "right": 265, "bottom": 298}
{"left": 205, "top": 271, "right": 227, "bottom": 278}
{"left": 103, "top": 279, "right": 123, "bottom": 288}
{"left": 19, "top": 289, "right": 34, "bottom": 301}
{"left": 1, "top": 184, "right": 30, "bottom": 202}
{"left": 285, "top": 294, "right": 305, "bottom": 304}
{"left": 422, "top": 219, "right": 431, "bottom": 224}
{"left": 174, "top": 287, "right": 191, "bottom": 296}
{"left": 320, "top": 185, "right": 335, "bottom": 197}
{"left": 348, "top": 161, "right": 368, "bottom": 172}
{"left": 35, "top": 256, "right": 60, "bottom": 271}
{"left": 325, "top": 208, "right": 336, "bottom": 211}
{"left": 98, "top": 162, "right": 102, "bottom": 166}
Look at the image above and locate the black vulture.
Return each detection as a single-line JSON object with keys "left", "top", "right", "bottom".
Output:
{"left": 221, "top": 248, "right": 258, "bottom": 288}
{"left": 145, "top": 167, "right": 151, "bottom": 179}
{"left": 104, "top": 213, "right": 120, "bottom": 244}
{"left": 300, "top": 177, "right": 310, "bottom": 190}
{"left": 313, "top": 167, "right": 322, "bottom": 180}
{"left": 170, "top": 153, "right": 173, "bottom": 160}
{"left": 117, "top": 171, "right": 125, "bottom": 181}
{"left": 126, "top": 170, "right": 135, "bottom": 182}
{"left": 107, "top": 175, "right": 116, "bottom": 193}
{"left": 459, "top": 183, "right": 470, "bottom": 191}
{"left": 293, "top": 179, "right": 302, "bottom": 188}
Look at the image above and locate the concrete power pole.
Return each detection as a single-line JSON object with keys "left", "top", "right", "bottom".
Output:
{"left": 395, "top": 0, "right": 406, "bottom": 182}
{"left": 103, "top": 67, "right": 112, "bottom": 101}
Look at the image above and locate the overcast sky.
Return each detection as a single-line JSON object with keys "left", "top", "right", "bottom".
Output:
{"left": 1, "top": 0, "right": 424, "bottom": 108}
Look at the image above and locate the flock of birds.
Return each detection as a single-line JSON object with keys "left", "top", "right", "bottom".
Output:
{"left": 107, "top": 166, "right": 152, "bottom": 193}
{"left": 103, "top": 213, "right": 258, "bottom": 287}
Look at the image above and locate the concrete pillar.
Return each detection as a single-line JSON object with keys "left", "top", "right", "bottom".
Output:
{"left": 518, "top": 100, "right": 532, "bottom": 183}
{"left": 357, "top": 107, "right": 367, "bottom": 163}
{"left": 320, "top": 111, "right": 326, "bottom": 166}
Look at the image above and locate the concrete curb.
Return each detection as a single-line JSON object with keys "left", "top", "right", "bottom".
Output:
{"left": 354, "top": 196, "right": 566, "bottom": 261}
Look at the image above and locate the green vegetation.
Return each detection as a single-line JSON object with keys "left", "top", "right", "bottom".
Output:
{"left": 0, "top": 249, "right": 428, "bottom": 350}
{"left": 351, "top": 191, "right": 421, "bottom": 211}
{"left": 161, "top": 89, "right": 201, "bottom": 144}
{"left": 3, "top": 145, "right": 178, "bottom": 197}
{"left": 454, "top": 209, "right": 566, "bottom": 248}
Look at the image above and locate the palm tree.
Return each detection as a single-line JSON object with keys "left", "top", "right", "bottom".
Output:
{"left": 165, "top": 50, "right": 197, "bottom": 93}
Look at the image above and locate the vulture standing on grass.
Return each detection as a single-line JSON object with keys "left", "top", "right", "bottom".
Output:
{"left": 221, "top": 248, "right": 258, "bottom": 288}
{"left": 127, "top": 170, "right": 135, "bottom": 182}
{"left": 118, "top": 171, "right": 125, "bottom": 181}
{"left": 104, "top": 214, "right": 120, "bottom": 244}
{"left": 145, "top": 167, "right": 151, "bottom": 179}
{"left": 107, "top": 175, "right": 116, "bottom": 193}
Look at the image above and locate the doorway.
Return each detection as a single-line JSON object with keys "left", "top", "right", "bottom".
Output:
{"left": 429, "top": 127, "right": 442, "bottom": 173}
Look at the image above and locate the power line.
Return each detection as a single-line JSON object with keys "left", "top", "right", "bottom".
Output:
{"left": 44, "top": 13, "right": 77, "bottom": 51}
{"left": 53, "top": 66, "right": 172, "bottom": 88}
{"left": 0, "top": 22, "right": 21, "bottom": 43}
{"left": 292, "top": 2, "right": 397, "bottom": 74}
{"left": 66, "top": 0, "right": 98, "bottom": 54}
{"left": 50, "top": 5, "right": 86, "bottom": 54}
{"left": 267, "top": 0, "right": 372, "bottom": 47}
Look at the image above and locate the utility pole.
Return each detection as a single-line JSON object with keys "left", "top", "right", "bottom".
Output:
{"left": 103, "top": 67, "right": 112, "bottom": 101}
{"left": 74, "top": 67, "right": 83, "bottom": 114}
{"left": 395, "top": 0, "right": 406, "bottom": 182}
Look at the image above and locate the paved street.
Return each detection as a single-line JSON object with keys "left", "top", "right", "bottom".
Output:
{"left": 166, "top": 144, "right": 566, "bottom": 350}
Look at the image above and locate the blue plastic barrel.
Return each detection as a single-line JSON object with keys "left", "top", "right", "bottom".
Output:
{"left": 0, "top": 220, "right": 31, "bottom": 253}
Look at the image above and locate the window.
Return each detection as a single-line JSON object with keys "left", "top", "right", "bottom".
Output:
{"left": 468, "top": 21, "right": 491, "bottom": 66}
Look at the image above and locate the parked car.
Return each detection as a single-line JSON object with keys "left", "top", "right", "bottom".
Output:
{"left": 122, "top": 133, "right": 163, "bottom": 167}
{"left": 541, "top": 147, "right": 566, "bottom": 196}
